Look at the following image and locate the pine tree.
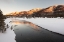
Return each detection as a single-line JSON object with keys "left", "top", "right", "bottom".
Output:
{"left": 0, "top": 9, "right": 6, "bottom": 33}
{"left": 0, "top": 9, "right": 4, "bottom": 19}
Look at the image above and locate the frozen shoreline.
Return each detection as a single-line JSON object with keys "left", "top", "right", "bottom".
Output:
{"left": 12, "top": 18, "right": 64, "bottom": 35}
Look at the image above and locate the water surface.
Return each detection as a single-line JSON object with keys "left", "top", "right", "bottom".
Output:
{"left": 0, "top": 18, "right": 64, "bottom": 42}
{"left": 10, "top": 19, "right": 64, "bottom": 42}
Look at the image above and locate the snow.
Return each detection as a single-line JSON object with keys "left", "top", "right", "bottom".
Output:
{"left": 0, "top": 28, "right": 16, "bottom": 42}
{"left": 0, "top": 17, "right": 64, "bottom": 42}
{"left": 0, "top": 18, "right": 16, "bottom": 42}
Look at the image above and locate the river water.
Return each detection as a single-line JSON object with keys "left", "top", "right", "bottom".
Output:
{"left": 0, "top": 18, "right": 64, "bottom": 42}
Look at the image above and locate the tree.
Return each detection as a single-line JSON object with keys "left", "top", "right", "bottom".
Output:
{"left": 0, "top": 9, "right": 4, "bottom": 19}
{"left": 0, "top": 9, "right": 6, "bottom": 33}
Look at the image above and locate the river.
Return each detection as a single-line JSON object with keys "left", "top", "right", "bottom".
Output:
{"left": 0, "top": 18, "right": 64, "bottom": 42}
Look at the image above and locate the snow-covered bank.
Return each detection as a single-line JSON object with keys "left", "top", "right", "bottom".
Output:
{"left": 0, "top": 18, "right": 16, "bottom": 42}
{"left": 14, "top": 18, "right": 64, "bottom": 35}
{"left": 0, "top": 28, "right": 16, "bottom": 42}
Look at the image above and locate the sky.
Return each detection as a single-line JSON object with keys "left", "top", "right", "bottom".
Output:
{"left": 0, "top": 0, "right": 64, "bottom": 15}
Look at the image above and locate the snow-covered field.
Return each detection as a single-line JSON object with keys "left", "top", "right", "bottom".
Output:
{"left": 0, "top": 18, "right": 64, "bottom": 42}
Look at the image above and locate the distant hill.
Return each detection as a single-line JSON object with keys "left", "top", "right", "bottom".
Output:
{"left": 32, "top": 5, "right": 64, "bottom": 17}
{"left": 6, "top": 5, "right": 64, "bottom": 17}
{"left": 6, "top": 8, "right": 42, "bottom": 15}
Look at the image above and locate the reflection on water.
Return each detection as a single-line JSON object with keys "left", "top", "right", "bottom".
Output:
{"left": 0, "top": 18, "right": 64, "bottom": 42}
{"left": 10, "top": 19, "right": 64, "bottom": 42}
{"left": 10, "top": 20, "right": 40, "bottom": 31}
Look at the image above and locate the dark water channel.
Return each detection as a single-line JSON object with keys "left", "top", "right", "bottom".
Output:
{"left": 9, "top": 20, "right": 64, "bottom": 42}
{"left": 0, "top": 18, "right": 64, "bottom": 42}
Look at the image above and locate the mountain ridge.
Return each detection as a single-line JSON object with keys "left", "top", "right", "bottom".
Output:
{"left": 6, "top": 5, "right": 64, "bottom": 17}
